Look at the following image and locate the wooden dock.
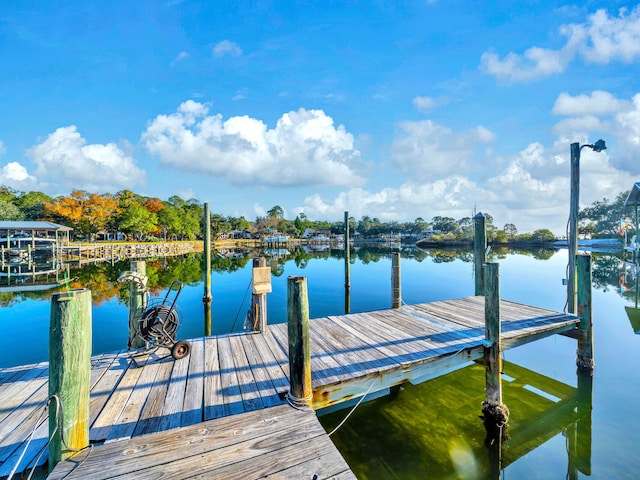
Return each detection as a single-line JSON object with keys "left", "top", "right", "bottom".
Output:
{"left": 0, "top": 296, "right": 579, "bottom": 479}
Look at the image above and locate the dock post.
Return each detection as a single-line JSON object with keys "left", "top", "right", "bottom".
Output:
{"left": 576, "top": 253, "right": 594, "bottom": 370}
{"left": 287, "top": 276, "right": 312, "bottom": 408}
{"left": 48, "top": 288, "right": 91, "bottom": 471}
{"left": 482, "top": 263, "right": 509, "bottom": 427}
{"left": 203, "top": 202, "right": 212, "bottom": 336}
{"left": 391, "top": 252, "right": 402, "bottom": 308}
{"left": 128, "top": 260, "right": 146, "bottom": 349}
{"left": 248, "top": 257, "right": 269, "bottom": 331}
{"left": 344, "top": 211, "right": 351, "bottom": 314}
{"left": 474, "top": 213, "right": 487, "bottom": 296}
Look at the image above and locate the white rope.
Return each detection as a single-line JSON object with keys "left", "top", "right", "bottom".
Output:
{"left": 286, "top": 391, "right": 314, "bottom": 411}
{"left": 7, "top": 396, "right": 93, "bottom": 480}
{"left": 327, "top": 373, "right": 381, "bottom": 437}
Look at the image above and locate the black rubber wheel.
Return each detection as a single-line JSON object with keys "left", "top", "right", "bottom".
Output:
{"left": 171, "top": 340, "right": 190, "bottom": 360}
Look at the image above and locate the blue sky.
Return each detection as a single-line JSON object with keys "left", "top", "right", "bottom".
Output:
{"left": 1, "top": 1, "right": 640, "bottom": 234}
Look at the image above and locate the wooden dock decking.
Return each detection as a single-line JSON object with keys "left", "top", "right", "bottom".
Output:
{"left": 0, "top": 296, "right": 579, "bottom": 478}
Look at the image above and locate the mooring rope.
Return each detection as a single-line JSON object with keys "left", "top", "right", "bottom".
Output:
{"left": 327, "top": 372, "right": 381, "bottom": 437}
{"left": 7, "top": 395, "right": 93, "bottom": 480}
{"left": 230, "top": 277, "right": 253, "bottom": 332}
{"left": 286, "top": 391, "right": 314, "bottom": 411}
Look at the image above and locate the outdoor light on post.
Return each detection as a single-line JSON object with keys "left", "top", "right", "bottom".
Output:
{"left": 567, "top": 139, "right": 606, "bottom": 314}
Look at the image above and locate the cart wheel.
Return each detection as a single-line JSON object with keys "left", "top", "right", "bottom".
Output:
{"left": 171, "top": 340, "right": 190, "bottom": 360}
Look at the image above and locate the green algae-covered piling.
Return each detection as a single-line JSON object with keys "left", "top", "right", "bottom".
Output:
{"left": 287, "top": 276, "right": 311, "bottom": 407}
{"left": 576, "top": 253, "right": 594, "bottom": 370}
{"left": 128, "top": 260, "right": 146, "bottom": 348}
{"left": 49, "top": 288, "right": 92, "bottom": 471}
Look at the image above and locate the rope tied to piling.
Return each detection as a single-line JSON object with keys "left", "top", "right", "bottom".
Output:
{"left": 286, "top": 390, "right": 314, "bottom": 411}
{"left": 7, "top": 395, "right": 93, "bottom": 480}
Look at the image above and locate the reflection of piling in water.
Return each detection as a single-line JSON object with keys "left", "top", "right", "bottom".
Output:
{"left": 203, "top": 202, "right": 212, "bottom": 336}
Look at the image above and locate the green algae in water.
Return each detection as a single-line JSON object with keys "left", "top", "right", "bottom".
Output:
{"left": 319, "top": 361, "right": 588, "bottom": 479}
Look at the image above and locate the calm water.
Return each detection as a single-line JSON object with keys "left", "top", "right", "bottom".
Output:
{"left": 1, "top": 246, "right": 639, "bottom": 479}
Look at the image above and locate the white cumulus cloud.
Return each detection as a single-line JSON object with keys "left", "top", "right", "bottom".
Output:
{"left": 552, "top": 90, "right": 630, "bottom": 115}
{"left": 141, "top": 101, "right": 365, "bottom": 187}
{"left": 481, "top": 6, "right": 640, "bottom": 82}
{"left": 391, "top": 120, "right": 495, "bottom": 180}
{"left": 213, "top": 40, "right": 242, "bottom": 57}
{"left": 0, "top": 161, "right": 37, "bottom": 189}
{"left": 27, "top": 126, "right": 145, "bottom": 192}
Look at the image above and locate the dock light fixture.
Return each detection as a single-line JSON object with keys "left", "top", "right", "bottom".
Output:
{"left": 567, "top": 139, "right": 606, "bottom": 314}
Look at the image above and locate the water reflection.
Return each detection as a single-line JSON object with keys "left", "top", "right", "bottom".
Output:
{"left": 2, "top": 245, "right": 634, "bottom": 308}
{"left": 318, "top": 361, "right": 593, "bottom": 480}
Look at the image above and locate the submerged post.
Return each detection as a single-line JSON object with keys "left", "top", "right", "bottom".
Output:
{"left": 203, "top": 202, "right": 212, "bottom": 336}
{"left": 287, "top": 276, "right": 312, "bottom": 408}
{"left": 482, "top": 263, "right": 509, "bottom": 426}
{"left": 49, "top": 288, "right": 91, "bottom": 471}
{"left": 391, "top": 252, "right": 402, "bottom": 308}
{"left": 576, "top": 253, "right": 594, "bottom": 370}
{"left": 129, "top": 260, "right": 146, "bottom": 349}
{"left": 474, "top": 213, "right": 487, "bottom": 296}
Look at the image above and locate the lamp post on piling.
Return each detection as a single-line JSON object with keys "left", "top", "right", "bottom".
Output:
{"left": 567, "top": 139, "right": 606, "bottom": 313}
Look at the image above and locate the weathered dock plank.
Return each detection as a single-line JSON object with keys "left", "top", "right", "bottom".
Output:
{"left": 183, "top": 337, "right": 205, "bottom": 425}
{"left": 0, "top": 296, "right": 579, "bottom": 478}
{"left": 48, "top": 403, "right": 355, "bottom": 480}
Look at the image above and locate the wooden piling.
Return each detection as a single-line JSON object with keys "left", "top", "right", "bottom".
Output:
{"left": 391, "top": 252, "right": 402, "bottom": 308}
{"left": 474, "top": 213, "right": 487, "bottom": 296}
{"left": 203, "top": 202, "right": 212, "bottom": 336}
{"left": 287, "top": 276, "right": 312, "bottom": 408}
{"left": 576, "top": 253, "right": 594, "bottom": 370}
{"left": 49, "top": 288, "right": 92, "bottom": 470}
{"left": 128, "top": 260, "right": 146, "bottom": 349}
{"left": 249, "top": 257, "right": 269, "bottom": 331}
{"left": 344, "top": 211, "right": 351, "bottom": 314}
{"left": 482, "top": 262, "right": 509, "bottom": 425}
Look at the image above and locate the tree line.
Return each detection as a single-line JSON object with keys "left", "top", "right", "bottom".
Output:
{"left": 0, "top": 185, "right": 633, "bottom": 242}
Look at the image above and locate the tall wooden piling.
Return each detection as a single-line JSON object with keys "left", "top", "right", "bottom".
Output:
{"left": 203, "top": 202, "right": 212, "bottom": 336}
{"left": 576, "top": 253, "right": 594, "bottom": 370}
{"left": 474, "top": 213, "right": 487, "bottom": 296}
{"left": 287, "top": 276, "right": 312, "bottom": 407}
{"left": 344, "top": 211, "right": 351, "bottom": 314}
{"left": 482, "top": 262, "right": 509, "bottom": 425}
{"left": 129, "top": 260, "right": 146, "bottom": 349}
{"left": 49, "top": 288, "right": 92, "bottom": 470}
{"left": 391, "top": 252, "right": 402, "bottom": 308}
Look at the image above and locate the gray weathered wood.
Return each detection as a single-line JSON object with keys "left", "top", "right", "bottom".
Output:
{"left": 474, "top": 213, "right": 487, "bottom": 296}
{"left": 391, "top": 252, "right": 402, "bottom": 308}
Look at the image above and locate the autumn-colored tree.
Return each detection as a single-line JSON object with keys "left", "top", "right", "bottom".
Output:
{"left": 145, "top": 197, "right": 165, "bottom": 213}
{"left": 45, "top": 190, "right": 119, "bottom": 239}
